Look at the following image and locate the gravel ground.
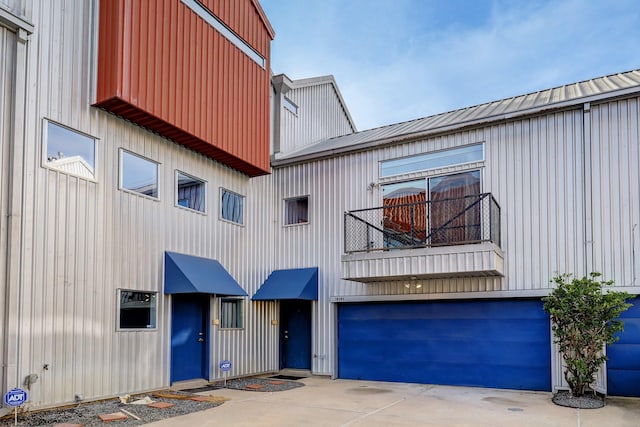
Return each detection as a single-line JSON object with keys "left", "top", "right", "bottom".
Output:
{"left": 552, "top": 391, "right": 605, "bottom": 409}
{"left": 0, "top": 378, "right": 304, "bottom": 426}
{"left": 0, "top": 391, "right": 222, "bottom": 427}
{"left": 225, "top": 377, "right": 305, "bottom": 392}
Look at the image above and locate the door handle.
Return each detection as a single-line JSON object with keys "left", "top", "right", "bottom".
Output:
{"left": 198, "top": 337, "right": 205, "bottom": 342}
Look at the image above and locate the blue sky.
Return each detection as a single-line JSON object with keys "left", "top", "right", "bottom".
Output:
{"left": 260, "top": 0, "right": 640, "bottom": 131}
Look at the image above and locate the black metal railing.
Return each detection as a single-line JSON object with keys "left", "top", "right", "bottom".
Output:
{"left": 344, "top": 193, "right": 501, "bottom": 254}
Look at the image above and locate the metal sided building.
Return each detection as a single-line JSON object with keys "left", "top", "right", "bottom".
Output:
{"left": 0, "top": 0, "right": 286, "bottom": 410}
{"left": 270, "top": 70, "right": 640, "bottom": 397}
{"left": 3, "top": 0, "right": 640, "bottom": 412}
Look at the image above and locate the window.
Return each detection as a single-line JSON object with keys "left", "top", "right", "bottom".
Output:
{"left": 382, "top": 170, "right": 481, "bottom": 247}
{"left": 181, "top": 0, "right": 265, "bottom": 68}
{"left": 44, "top": 120, "right": 96, "bottom": 179}
{"left": 283, "top": 96, "right": 298, "bottom": 115}
{"left": 380, "top": 144, "right": 483, "bottom": 178}
{"left": 118, "top": 290, "right": 157, "bottom": 329}
{"left": 120, "top": 150, "right": 159, "bottom": 198}
{"left": 284, "top": 196, "right": 309, "bottom": 225}
{"left": 220, "top": 188, "right": 244, "bottom": 224}
{"left": 220, "top": 298, "right": 243, "bottom": 329}
{"left": 176, "top": 172, "right": 206, "bottom": 212}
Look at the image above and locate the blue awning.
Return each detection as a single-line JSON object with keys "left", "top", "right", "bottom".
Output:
{"left": 252, "top": 267, "right": 318, "bottom": 300}
{"left": 164, "top": 251, "right": 247, "bottom": 296}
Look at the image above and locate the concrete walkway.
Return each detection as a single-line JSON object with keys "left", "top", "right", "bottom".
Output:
{"left": 147, "top": 377, "right": 640, "bottom": 426}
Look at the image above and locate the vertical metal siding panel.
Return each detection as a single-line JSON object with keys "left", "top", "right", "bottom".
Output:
{"left": 0, "top": 26, "right": 14, "bottom": 397}
{"left": 282, "top": 82, "right": 355, "bottom": 153}
{"left": 591, "top": 98, "right": 640, "bottom": 287}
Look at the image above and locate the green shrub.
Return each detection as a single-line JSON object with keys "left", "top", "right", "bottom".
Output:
{"left": 542, "top": 272, "right": 633, "bottom": 397}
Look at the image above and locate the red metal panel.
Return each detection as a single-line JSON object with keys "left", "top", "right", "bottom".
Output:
{"left": 95, "top": 0, "right": 273, "bottom": 177}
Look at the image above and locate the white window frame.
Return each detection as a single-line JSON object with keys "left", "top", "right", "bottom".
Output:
{"left": 380, "top": 143, "right": 484, "bottom": 179}
{"left": 119, "top": 149, "right": 160, "bottom": 200}
{"left": 42, "top": 119, "right": 98, "bottom": 181}
{"left": 284, "top": 195, "right": 309, "bottom": 226}
{"left": 219, "top": 297, "right": 244, "bottom": 330}
{"left": 283, "top": 96, "right": 299, "bottom": 115}
{"left": 116, "top": 289, "right": 158, "bottom": 331}
{"left": 175, "top": 170, "right": 207, "bottom": 214}
{"left": 219, "top": 187, "right": 245, "bottom": 225}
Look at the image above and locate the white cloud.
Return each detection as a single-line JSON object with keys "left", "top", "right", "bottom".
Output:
{"left": 262, "top": 0, "right": 640, "bottom": 130}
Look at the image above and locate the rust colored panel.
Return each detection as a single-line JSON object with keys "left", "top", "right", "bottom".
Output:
{"left": 95, "top": 0, "right": 273, "bottom": 177}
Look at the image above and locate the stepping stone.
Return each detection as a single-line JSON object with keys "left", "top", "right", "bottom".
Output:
{"left": 245, "top": 383, "right": 265, "bottom": 390}
{"left": 148, "top": 401, "right": 176, "bottom": 409}
{"left": 98, "top": 412, "right": 128, "bottom": 422}
{"left": 268, "top": 380, "right": 285, "bottom": 385}
{"left": 189, "top": 396, "right": 211, "bottom": 402}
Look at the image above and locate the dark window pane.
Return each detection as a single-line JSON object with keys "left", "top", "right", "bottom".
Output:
{"left": 285, "top": 197, "right": 308, "bottom": 224}
{"left": 119, "top": 291, "right": 157, "bottom": 329}
{"left": 220, "top": 298, "right": 243, "bottom": 329}
{"left": 221, "top": 189, "right": 244, "bottom": 224}
{"left": 177, "top": 172, "right": 205, "bottom": 212}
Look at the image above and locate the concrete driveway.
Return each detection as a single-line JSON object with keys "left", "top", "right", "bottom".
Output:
{"left": 147, "top": 376, "right": 640, "bottom": 426}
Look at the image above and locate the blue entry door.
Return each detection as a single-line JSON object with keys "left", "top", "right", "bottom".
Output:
{"left": 280, "top": 300, "right": 312, "bottom": 369}
{"left": 171, "top": 294, "right": 209, "bottom": 382}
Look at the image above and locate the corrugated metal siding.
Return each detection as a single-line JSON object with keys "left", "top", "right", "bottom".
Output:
{"left": 274, "top": 70, "right": 640, "bottom": 163}
{"left": 279, "top": 81, "right": 355, "bottom": 153}
{"left": 10, "top": 0, "right": 278, "bottom": 407}
{"left": 0, "top": 24, "right": 17, "bottom": 402}
{"left": 207, "top": 0, "right": 272, "bottom": 54}
{"left": 0, "top": 0, "right": 24, "bottom": 16}
{"left": 95, "top": 0, "right": 272, "bottom": 177}
{"left": 590, "top": 97, "right": 640, "bottom": 285}
{"left": 272, "top": 109, "right": 586, "bottom": 376}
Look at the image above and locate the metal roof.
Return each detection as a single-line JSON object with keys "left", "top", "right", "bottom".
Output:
{"left": 272, "top": 69, "right": 640, "bottom": 166}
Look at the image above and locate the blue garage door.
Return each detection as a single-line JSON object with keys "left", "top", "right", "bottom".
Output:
{"left": 607, "top": 297, "right": 640, "bottom": 397}
{"left": 338, "top": 299, "right": 551, "bottom": 391}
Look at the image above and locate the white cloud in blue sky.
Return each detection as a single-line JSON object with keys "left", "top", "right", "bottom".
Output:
{"left": 260, "top": 0, "right": 640, "bottom": 130}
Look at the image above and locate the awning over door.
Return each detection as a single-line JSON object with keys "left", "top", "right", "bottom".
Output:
{"left": 164, "top": 251, "right": 247, "bottom": 296}
{"left": 252, "top": 267, "right": 318, "bottom": 300}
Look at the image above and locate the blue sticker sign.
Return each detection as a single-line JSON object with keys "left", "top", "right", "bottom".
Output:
{"left": 4, "top": 388, "right": 27, "bottom": 407}
{"left": 219, "top": 360, "right": 232, "bottom": 372}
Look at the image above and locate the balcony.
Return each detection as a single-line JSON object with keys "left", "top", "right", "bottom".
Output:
{"left": 342, "top": 193, "right": 504, "bottom": 282}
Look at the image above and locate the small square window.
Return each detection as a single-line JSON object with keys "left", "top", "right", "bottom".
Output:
{"left": 176, "top": 172, "right": 206, "bottom": 212}
{"left": 118, "top": 290, "right": 157, "bottom": 329}
{"left": 285, "top": 196, "right": 309, "bottom": 225}
{"left": 220, "top": 298, "right": 243, "bottom": 329}
{"left": 120, "top": 150, "right": 159, "bottom": 198}
{"left": 44, "top": 120, "right": 96, "bottom": 179}
{"left": 220, "top": 188, "right": 244, "bottom": 224}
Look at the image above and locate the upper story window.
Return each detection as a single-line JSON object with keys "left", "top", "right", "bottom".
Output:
{"left": 118, "top": 290, "right": 157, "bottom": 330}
{"left": 176, "top": 171, "right": 206, "bottom": 213}
{"left": 284, "top": 196, "right": 309, "bottom": 225}
{"left": 220, "top": 188, "right": 244, "bottom": 224}
{"left": 380, "top": 144, "right": 483, "bottom": 178}
{"left": 44, "top": 120, "right": 96, "bottom": 179}
{"left": 120, "top": 150, "right": 159, "bottom": 198}
{"left": 283, "top": 96, "right": 298, "bottom": 115}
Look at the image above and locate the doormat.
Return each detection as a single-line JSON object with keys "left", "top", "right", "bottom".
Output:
{"left": 181, "top": 383, "right": 225, "bottom": 393}
{"left": 269, "top": 375, "right": 305, "bottom": 380}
